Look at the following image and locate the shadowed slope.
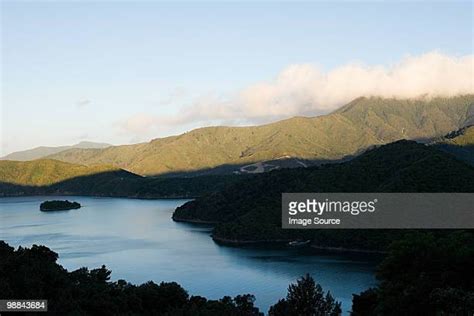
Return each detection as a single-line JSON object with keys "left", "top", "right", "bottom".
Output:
{"left": 0, "top": 159, "right": 248, "bottom": 198}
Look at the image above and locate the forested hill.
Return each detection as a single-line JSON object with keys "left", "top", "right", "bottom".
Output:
{"left": 0, "top": 159, "right": 130, "bottom": 186}
{"left": 46, "top": 95, "right": 474, "bottom": 176}
{"left": 0, "top": 159, "right": 247, "bottom": 198}
{"left": 173, "top": 140, "right": 474, "bottom": 250}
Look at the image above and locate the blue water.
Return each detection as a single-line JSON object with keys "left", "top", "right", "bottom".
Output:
{"left": 0, "top": 196, "right": 378, "bottom": 314}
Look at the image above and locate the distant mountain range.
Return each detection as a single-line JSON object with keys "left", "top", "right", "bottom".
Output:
{"left": 1, "top": 141, "right": 111, "bottom": 161}
{"left": 1, "top": 95, "right": 473, "bottom": 183}
{"left": 42, "top": 95, "right": 473, "bottom": 176}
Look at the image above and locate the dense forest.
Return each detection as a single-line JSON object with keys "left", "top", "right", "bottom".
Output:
{"left": 174, "top": 140, "right": 474, "bottom": 250}
{"left": 352, "top": 231, "right": 474, "bottom": 315}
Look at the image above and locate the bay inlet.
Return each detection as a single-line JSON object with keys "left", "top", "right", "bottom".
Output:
{"left": 0, "top": 196, "right": 378, "bottom": 314}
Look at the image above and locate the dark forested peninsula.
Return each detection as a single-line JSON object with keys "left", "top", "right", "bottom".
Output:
{"left": 173, "top": 140, "right": 474, "bottom": 251}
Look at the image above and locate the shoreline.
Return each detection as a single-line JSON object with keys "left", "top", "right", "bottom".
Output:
{"left": 212, "top": 235, "right": 387, "bottom": 254}
{"left": 0, "top": 193, "right": 197, "bottom": 200}
{"left": 170, "top": 217, "right": 388, "bottom": 254}
{"left": 212, "top": 235, "right": 292, "bottom": 246}
{"left": 172, "top": 216, "right": 218, "bottom": 224}
{"left": 310, "top": 245, "right": 387, "bottom": 254}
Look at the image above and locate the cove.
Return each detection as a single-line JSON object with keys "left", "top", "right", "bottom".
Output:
{"left": 0, "top": 196, "right": 378, "bottom": 314}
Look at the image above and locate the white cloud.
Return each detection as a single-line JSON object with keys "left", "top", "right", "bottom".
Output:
{"left": 158, "top": 87, "right": 189, "bottom": 106}
{"left": 237, "top": 52, "right": 474, "bottom": 119}
{"left": 117, "top": 114, "right": 158, "bottom": 135}
{"left": 76, "top": 99, "right": 92, "bottom": 108}
{"left": 118, "top": 52, "right": 474, "bottom": 136}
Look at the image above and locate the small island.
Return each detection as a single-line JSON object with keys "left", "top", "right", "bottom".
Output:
{"left": 40, "top": 200, "right": 81, "bottom": 211}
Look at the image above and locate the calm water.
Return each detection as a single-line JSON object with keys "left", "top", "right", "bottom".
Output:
{"left": 0, "top": 196, "right": 378, "bottom": 314}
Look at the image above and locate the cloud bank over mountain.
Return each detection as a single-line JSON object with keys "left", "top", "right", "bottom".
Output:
{"left": 240, "top": 52, "right": 473, "bottom": 117}
{"left": 119, "top": 52, "right": 474, "bottom": 136}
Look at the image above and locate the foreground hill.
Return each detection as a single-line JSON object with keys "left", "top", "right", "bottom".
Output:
{"left": 173, "top": 140, "right": 474, "bottom": 250}
{"left": 434, "top": 125, "right": 474, "bottom": 165}
{"left": 1, "top": 141, "right": 111, "bottom": 161}
{"left": 47, "top": 95, "right": 474, "bottom": 176}
{"left": 0, "top": 159, "right": 246, "bottom": 198}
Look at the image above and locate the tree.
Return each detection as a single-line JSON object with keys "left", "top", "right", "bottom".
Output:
{"left": 269, "top": 274, "right": 341, "bottom": 316}
{"left": 351, "top": 288, "right": 377, "bottom": 316}
{"left": 351, "top": 231, "right": 474, "bottom": 315}
{"left": 0, "top": 241, "right": 263, "bottom": 315}
{"left": 234, "top": 294, "right": 261, "bottom": 316}
{"left": 268, "top": 299, "right": 290, "bottom": 316}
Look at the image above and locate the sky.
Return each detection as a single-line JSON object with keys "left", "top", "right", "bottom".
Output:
{"left": 1, "top": 1, "right": 473, "bottom": 155}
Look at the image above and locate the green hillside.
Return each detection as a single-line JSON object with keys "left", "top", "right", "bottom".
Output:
{"left": 0, "top": 159, "right": 247, "bottom": 198}
{"left": 0, "top": 159, "right": 126, "bottom": 186}
{"left": 173, "top": 140, "right": 474, "bottom": 250}
{"left": 47, "top": 95, "right": 474, "bottom": 176}
{"left": 1, "top": 141, "right": 111, "bottom": 161}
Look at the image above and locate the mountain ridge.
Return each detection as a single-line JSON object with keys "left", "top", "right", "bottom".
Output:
{"left": 45, "top": 95, "right": 473, "bottom": 176}
{"left": 1, "top": 141, "right": 111, "bottom": 161}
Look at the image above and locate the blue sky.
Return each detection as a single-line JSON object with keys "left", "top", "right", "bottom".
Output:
{"left": 1, "top": 1, "right": 473, "bottom": 155}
